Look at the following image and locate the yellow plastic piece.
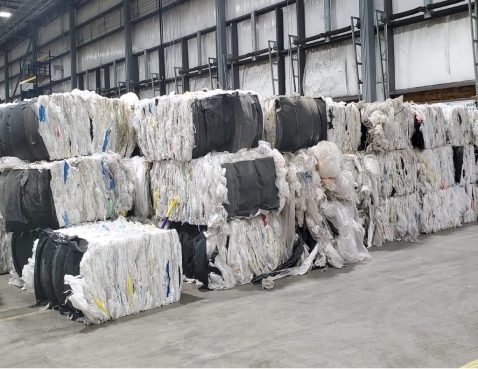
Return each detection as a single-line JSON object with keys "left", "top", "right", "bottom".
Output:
{"left": 127, "top": 275, "right": 134, "bottom": 309}
{"left": 166, "top": 197, "right": 178, "bottom": 217}
{"left": 95, "top": 297, "right": 109, "bottom": 318}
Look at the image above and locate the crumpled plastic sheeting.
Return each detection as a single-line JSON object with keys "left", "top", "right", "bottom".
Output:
{"left": 0, "top": 218, "right": 13, "bottom": 274}
{"left": 468, "top": 109, "right": 478, "bottom": 146}
{"left": 439, "top": 104, "right": 473, "bottom": 146}
{"left": 124, "top": 157, "right": 152, "bottom": 221}
{"left": 457, "top": 145, "right": 477, "bottom": 186}
{"left": 376, "top": 149, "right": 417, "bottom": 198}
{"left": 324, "top": 98, "right": 362, "bottom": 153}
{"left": 20, "top": 239, "right": 37, "bottom": 293}
{"left": 416, "top": 146, "right": 455, "bottom": 194}
{"left": 133, "top": 89, "right": 262, "bottom": 162}
{"left": 205, "top": 211, "right": 292, "bottom": 290}
{"left": 412, "top": 105, "right": 447, "bottom": 149}
{"left": 372, "top": 193, "right": 420, "bottom": 247}
{"left": 463, "top": 183, "right": 478, "bottom": 223}
{"left": 62, "top": 217, "right": 182, "bottom": 325}
{"left": 33, "top": 90, "right": 136, "bottom": 160}
{"left": 150, "top": 141, "right": 289, "bottom": 228}
{"left": 359, "top": 97, "right": 413, "bottom": 152}
{"left": 419, "top": 186, "right": 470, "bottom": 234}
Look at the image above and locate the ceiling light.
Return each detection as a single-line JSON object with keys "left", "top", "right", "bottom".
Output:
{"left": 0, "top": 11, "right": 12, "bottom": 18}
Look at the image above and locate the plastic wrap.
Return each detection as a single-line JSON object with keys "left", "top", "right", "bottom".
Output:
{"left": 440, "top": 104, "right": 473, "bottom": 146}
{"left": 416, "top": 146, "right": 455, "bottom": 194}
{"left": 1, "top": 153, "right": 136, "bottom": 232}
{"left": 325, "top": 98, "right": 362, "bottom": 153}
{"left": 457, "top": 145, "right": 477, "bottom": 186}
{"left": 463, "top": 183, "right": 478, "bottom": 224}
{"left": 376, "top": 149, "right": 417, "bottom": 198}
{"left": 17, "top": 90, "right": 135, "bottom": 161}
{"left": 59, "top": 218, "right": 182, "bottom": 325}
{"left": 411, "top": 105, "right": 447, "bottom": 149}
{"left": 0, "top": 218, "right": 12, "bottom": 274}
{"left": 260, "top": 95, "right": 327, "bottom": 152}
{"left": 133, "top": 89, "right": 263, "bottom": 162}
{"left": 150, "top": 141, "right": 289, "bottom": 228}
{"left": 468, "top": 109, "right": 478, "bottom": 146}
{"left": 124, "top": 157, "right": 152, "bottom": 221}
{"left": 359, "top": 97, "right": 413, "bottom": 152}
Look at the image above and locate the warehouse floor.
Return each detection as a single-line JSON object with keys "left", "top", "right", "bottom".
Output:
{"left": 0, "top": 224, "right": 477, "bottom": 368}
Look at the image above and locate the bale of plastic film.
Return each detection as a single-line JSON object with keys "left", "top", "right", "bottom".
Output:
{"left": 0, "top": 218, "right": 12, "bottom": 275}
{"left": 194, "top": 210, "right": 293, "bottom": 290}
{"left": 261, "top": 95, "right": 327, "bottom": 151}
{"left": 416, "top": 146, "right": 454, "bottom": 194}
{"left": 30, "top": 90, "right": 135, "bottom": 160}
{"left": 150, "top": 141, "right": 289, "bottom": 228}
{"left": 411, "top": 104, "right": 447, "bottom": 149}
{"left": 324, "top": 98, "right": 362, "bottom": 153}
{"left": 359, "top": 97, "right": 413, "bottom": 152}
{"left": 124, "top": 157, "right": 152, "bottom": 221}
{"left": 455, "top": 145, "right": 477, "bottom": 186}
{"left": 439, "top": 104, "right": 473, "bottom": 146}
{"left": 372, "top": 193, "right": 420, "bottom": 247}
{"left": 376, "top": 148, "right": 417, "bottom": 198}
{"left": 468, "top": 109, "right": 478, "bottom": 146}
{"left": 44, "top": 217, "right": 182, "bottom": 324}
{"left": 462, "top": 183, "right": 478, "bottom": 223}
{"left": 0, "top": 153, "right": 136, "bottom": 232}
{"left": 133, "top": 90, "right": 263, "bottom": 162}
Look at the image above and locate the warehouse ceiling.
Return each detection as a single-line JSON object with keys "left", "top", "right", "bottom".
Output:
{"left": 0, "top": 0, "right": 71, "bottom": 51}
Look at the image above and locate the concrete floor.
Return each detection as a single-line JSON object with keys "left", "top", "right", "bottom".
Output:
{"left": 0, "top": 224, "right": 477, "bottom": 368}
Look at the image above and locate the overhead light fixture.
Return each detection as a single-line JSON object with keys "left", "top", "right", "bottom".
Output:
{"left": 0, "top": 11, "right": 12, "bottom": 18}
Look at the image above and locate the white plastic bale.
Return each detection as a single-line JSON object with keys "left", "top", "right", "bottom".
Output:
{"left": 416, "top": 146, "right": 455, "bottom": 194}
{"left": 62, "top": 217, "right": 181, "bottom": 325}
{"left": 133, "top": 89, "right": 260, "bottom": 162}
{"left": 463, "top": 183, "right": 478, "bottom": 224}
{"left": 458, "top": 145, "right": 477, "bottom": 186}
{"left": 411, "top": 104, "right": 447, "bottom": 149}
{"left": 467, "top": 109, "right": 478, "bottom": 146}
{"left": 124, "top": 157, "right": 152, "bottom": 221}
{"left": 439, "top": 104, "right": 473, "bottom": 146}
{"left": 359, "top": 97, "right": 413, "bottom": 152}
{"left": 33, "top": 90, "right": 135, "bottom": 160}
{"left": 376, "top": 149, "right": 417, "bottom": 198}
{"left": 150, "top": 141, "right": 289, "bottom": 228}
{"left": 324, "top": 98, "right": 362, "bottom": 153}
{"left": 0, "top": 218, "right": 12, "bottom": 275}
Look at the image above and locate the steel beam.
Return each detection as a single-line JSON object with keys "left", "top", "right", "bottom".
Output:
{"left": 123, "top": 0, "right": 135, "bottom": 92}
{"left": 384, "top": 0, "right": 395, "bottom": 93}
{"left": 276, "top": 7, "right": 286, "bottom": 95}
{"left": 215, "top": 0, "right": 227, "bottom": 89}
{"left": 4, "top": 52, "right": 9, "bottom": 102}
{"left": 324, "top": 0, "right": 331, "bottom": 37}
{"left": 182, "top": 38, "right": 190, "bottom": 92}
{"left": 296, "top": 0, "right": 305, "bottom": 95}
{"left": 359, "top": 0, "right": 377, "bottom": 102}
{"left": 231, "top": 22, "right": 240, "bottom": 89}
{"left": 69, "top": 3, "right": 77, "bottom": 90}
{"left": 197, "top": 30, "right": 202, "bottom": 66}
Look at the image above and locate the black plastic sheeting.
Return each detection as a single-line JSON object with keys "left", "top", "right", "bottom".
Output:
{"left": 274, "top": 96, "right": 327, "bottom": 152}
{"left": 191, "top": 92, "right": 263, "bottom": 158}
{"left": 1, "top": 169, "right": 58, "bottom": 233}
{"left": 453, "top": 146, "right": 464, "bottom": 184}
{"left": 169, "top": 222, "right": 207, "bottom": 280}
{"left": 34, "top": 229, "right": 87, "bottom": 312}
{"left": 0, "top": 101, "right": 49, "bottom": 161}
{"left": 193, "top": 232, "right": 223, "bottom": 289}
{"left": 411, "top": 116, "right": 426, "bottom": 150}
{"left": 11, "top": 231, "right": 40, "bottom": 276}
{"left": 222, "top": 157, "right": 279, "bottom": 218}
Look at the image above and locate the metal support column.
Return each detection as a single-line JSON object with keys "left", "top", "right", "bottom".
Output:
{"left": 197, "top": 31, "right": 202, "bottom": 67}
{"left": 181, "top": 38, "right": 189, "bottom": 92}
{"left": 231, "top": 22, "right": 240, "bottom": 89}
{"left": 69, "top": 3, "right": 77, "bottom": 90}
{"left": 215, "top": 0, "right": 227, "bottom": 89}
{"left": 469, "top": 0, "right": 478, "bottom": 106}
{"left": 276, "top": 7, "right": 286, "bottom": 95}
{"left": 158, "top": 0, "right": 166, "bottom": 95}
{"left": 375, "top": 9, "right": 389, "bottom": 100}
{"left": 296, "top": 0, "right": 306, "bottom": 95}
{"left": 359, "top": 0, "right": 377, "bottom": 102}
{"left": 268, "top": 41, "right": 279, "bottom": 95}
{"left": 324, "top": 0, "right": 331, "bottom": 41}
{"left": 123, "top": 0, "right": 135, "bottom": 93}
{"left": 424, "top": 0, "right": 432, "bottom": 18}
{"left": 95, "top": 67, "right": 101, "bottom": 92}
{"left": 4, "top": 52, "right": 9, "bottom": 102}
{"left": 104, "top": 65, "right": 110, "bottom": 90}
{"left": 251, "top": 11, "right": 257, "bottom": 59}
{"left": 384, "top": 0, "right": 395, "bottom": 94}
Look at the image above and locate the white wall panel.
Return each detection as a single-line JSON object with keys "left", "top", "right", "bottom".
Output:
{"left": 256, "top": 11, "right": 276, "bottom": 50}
{"left": 333, "top": 0, "right": 359, "bottom": 29}
{"left": 394, "top": 13, "right": 473, "bottom": 90}
{"left": 0, "top": 82, "right": 5, "bottom": 101}
{"left": 149, "top": 49, "right": 160, "bottom": 76}
{"left": 188, "top": 37, "right": 199, "bottom": 68}
{"left": 41, "top": 37, "right": 69, "bottom": 57}
{"left": 77, "top": 0, "right": 122, "bottom": 25}
{"left": 282, "top": 4, "right": 297, "bottom": 49}
{"left": 133, "top": 16, "right": 161, "bottom": 52}
{"left": 238, "top": 19, "right": 253, "bottom": 55}
{"left": 78, "top": 31, "right": 125, "bottom": 72}
{"left": 38, "top": 14, "right": 68, "bottom": 46}
{"left": 202, "top": 31, "right": 216, "bottom": 63}
{"left": 52, "top": 80, "right": 71, "bottom": 94}
{"left": 165, "top": 42, "right": 182, "bottom": 79}
{"left": 189, "top": 75, "right": 211, "bottom": 91}
{"left": 305, "top": 0, "right": 325, "bottom": 38}
{"left": 392, "top": 0, "right": 422, "bottom": 13}
{"left": 11, "top": 40, "right": 30, "bottom": 61}
{"left": 303, "top": 40, "right": 358, "bottom": 98}
{"left": 226, "top": 0, "right": 282, "bottom": 20}
{"left": 239, "top": 61, "right": 273, "bottom": 97}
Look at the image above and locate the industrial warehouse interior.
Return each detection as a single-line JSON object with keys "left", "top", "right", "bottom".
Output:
{"left": 0, "top": 0, "right": 477, "bottom": 368}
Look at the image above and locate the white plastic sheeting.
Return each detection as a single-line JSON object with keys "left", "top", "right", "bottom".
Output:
{"left": 359, "top": 97, "right": 413, "bottom": 152}
{"left": 150, "top": 141, "right": 288, "bottom": 228}
{"left": 412, "top": 104, "right": 447, "bottom": 149}
{"left": 376, "top": 149, "right": 417, "bottom": 198}
{"left": 125, "top": 157, "right": 152, "bottom": 221}
{"left": 34, "top": 90, "right": 135, "bottom": 160}
{"left": 325, "top": 98, "right": 362, "bottom": 153}
{"left": 440, "top": 104, "right": 474, "bottom": 146}
{"left": 0, "top": 219, "right": 12, "bottom": 275}
{"left": 61, "top": 217, "right": 181, "bottom": 325}
{"left": 416, "top": 146, "right": 455, "bottom": 194}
